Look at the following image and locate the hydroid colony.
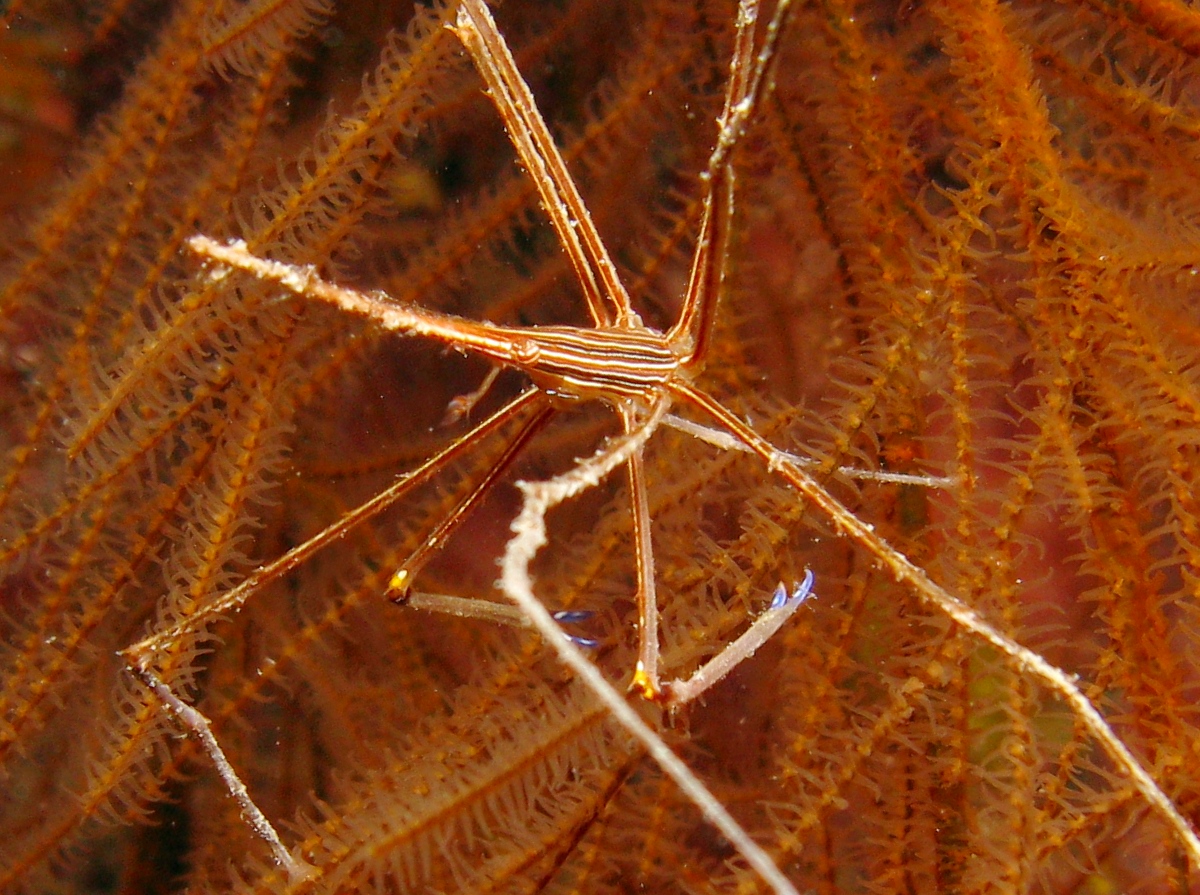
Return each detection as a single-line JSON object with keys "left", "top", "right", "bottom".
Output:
{"left": 1, "top": 0, "right": 1199, "bottom": 892}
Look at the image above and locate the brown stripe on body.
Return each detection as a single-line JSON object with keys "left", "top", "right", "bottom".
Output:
{"left": 492, "top": 325, "right": 682, "bottom": 401}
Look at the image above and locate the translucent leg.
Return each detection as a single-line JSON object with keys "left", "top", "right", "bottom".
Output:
{"left": 123, "top": 389, "right": 545, "bottom": 661}
{"left": 389, "top": 399, "right": 554, "bottom": 598}
{"left": 404, "top": 591, "right": 601, "bottom": 648}
{"left": 128, "top": 664, "right": 315, "bottom": 884}
{"left": 497, "top": 397, "right": 800, "bottom": 895}
{"left": 622, "top": 407, "right": 662, "bottom": 701}
{"left": 660, "top": 571, "right": 815, "bottom": 708}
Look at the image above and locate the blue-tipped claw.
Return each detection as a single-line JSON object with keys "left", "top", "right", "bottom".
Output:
{"left": 553, "top": 609, "right": 600, "bottom": 649}
{"left": 770, "top": 568, "right": 816, "bottom": 610}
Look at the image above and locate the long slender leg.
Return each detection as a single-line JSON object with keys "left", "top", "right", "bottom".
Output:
{"left": 669, "top": 170, "right": 734, "bottom": 367}
{"left": 671, "top": 0, "right": 794, "bottom": 363}
{"left": 452, "top": 0, "right": 635, "bottom": 327}
{"left": 497, "top": 397, "right": 800, "bottom": 895}
{"left": 123, "top": 388, "right": 546, "bottom": 661}
{"left": 661, "top": 571, "right": 814, "bottom": 708}
{"left": 664, "top": 413, "right": 955, "bottom": 487}
{"left": 404, "top": 592, "right": 600, "bottom": 647}
{"left": 121, "top": 391, "right": 551, "bottom": 882}
{"left": 621, "top": 405, "right": 662, "bottom": 700}
{"left": 130, "top": 664, "right": 315, "bottom": 884}
{"left": 706, "top": 0, "right": 794, "bottom": 180}
{"left": 390, "top": 398, "right": 555, "bottom": 597}
{"left": 671, "top": 378, "right": 1200, "bottom": 864}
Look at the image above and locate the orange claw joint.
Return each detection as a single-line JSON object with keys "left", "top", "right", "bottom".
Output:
{"left": 388, "top": 568, "right": 412, "bottom": 602}
{"left": 629, "top": 662, "right": 658, "bottom": 701}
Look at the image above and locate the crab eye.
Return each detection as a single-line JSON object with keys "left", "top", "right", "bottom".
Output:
{"left": 512, "top": 339, "right": 541, "bottom": 365}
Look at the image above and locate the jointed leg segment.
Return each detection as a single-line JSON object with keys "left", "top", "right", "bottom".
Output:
{"left": 134, "top": 0, "right": 1200, "bottom": 888}
{"left": 163, "top": 3, "right": 811, "bottom": 890}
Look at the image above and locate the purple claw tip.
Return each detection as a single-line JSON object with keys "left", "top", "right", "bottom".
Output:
{"left": 772, "top": 568, "right": 816, "bottom": 611}
{"left": 792, "top": 568, "right": 816, "bottom": 604}
{"left": 554, "top": 609, "right": 599, "bottom": 648}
